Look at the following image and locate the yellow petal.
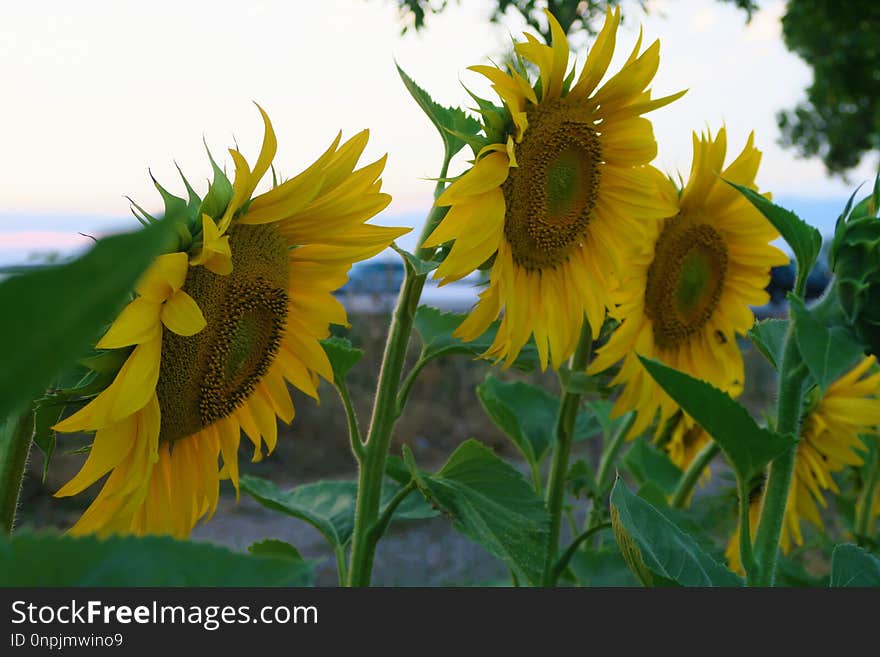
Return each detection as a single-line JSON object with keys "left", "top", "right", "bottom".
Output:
{"left": 136, "top": 252, "right": 189, "bottom": 301}
{"left": 96, "top": 297, "right": 162, "bottom": 349}
{"left": 161, "top": 290, "right": 206, "bottom": 336}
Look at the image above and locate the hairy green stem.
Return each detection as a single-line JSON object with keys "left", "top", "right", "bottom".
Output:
{"left": 596, "top": 413, "right": 635, "bottom": 492}
{"left": 752, "top": 326, "right": 808, "bottom": 586}
{"left": 542, "top": 320, "right": 593, "bottom": 587}
{"left": 336, "top": 380, "right": 364, "bottom": 461}
{"left": 0, "top": 411, "right": 35, "bottom": 535}
{"left": 368, "top": 480, "right": 416, "bottom": 545}
{"left": 670, "top": 441, "right": 721, "bottom": 509}
{"left": 347, "top": 160, "right": 450, "bottom": 587}
{"left": 395, "top": 357, "right": 429, "bottom": 419}
{"left": 334, "top": 545, "right": 349, "bottom": 586}
{"left": 855, "top": 442, "right": 879, "bottom": 544}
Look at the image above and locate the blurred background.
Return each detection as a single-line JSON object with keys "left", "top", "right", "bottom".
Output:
{"left": 5, "top": 0, "right": 878, "bottom": 584}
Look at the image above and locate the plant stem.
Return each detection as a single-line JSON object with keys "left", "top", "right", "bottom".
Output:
{"left": 738, "top": 480, "right": 759, "bottom": 585}
{"left": 670, "top": 441, "right": 721, "bottom": 509}
{"left": 346, "top": 160, "right": 450, "bottom": 587}
{"left": 596, "top": 413, "right": 635, "bottom": 493}
{"left": 336, "top": 380, "right": 364, "bottom": 462}
{"left": 541, "top": 319, "right": 592, "bottom": 587}
{"left": 368, "top": 480, "right": 416, "bottom": 545}
{"left": 550, "top": 522, "right": 612, "bottom": 584}
{"left": 395, "top": 357, "right": 429, "bottom": 419}
{"left": 0, "top": 410, "right": 34, "bottom": 535}
{"left": 855, "top": 442, "right": 879, "bottom": 544}
{"left": 752, "top": 325, "right": 809, "bottom": 586}
{"left": 334, "top": 545, "right": 349, "bottom": 586}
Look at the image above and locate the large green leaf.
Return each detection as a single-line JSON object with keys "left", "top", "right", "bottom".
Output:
{"left": 0, "top": 217, "right": 176, "bottom": 419}
{"left": 567, "top": 545, "right": 639, "bottom": 587}
{"left": 413, "top": 306, "right": 538, "bottom": 370}
{"left": 610, "top": 479, "right": 742, "bottom": 587}
{"left": 320, "top": 337, "right": 364, "bottom": 381}
{"left": 0, "top": 531, "right": 313, "bottom": 586}
{"left": 476, "top": 375, "right": 598, "bottom": 467}
{"left": 829, "top": 544, "right": 880, "bottom": 587}
{"left": 239, "top": 476, "right": 435, "bottom": 548}
{"left": 397, "top": 64, "right": 483, "bottom": 159}
{"left": 622, "top": 439, "right": 682, "bottom": 496}
{"left": 725, "top": 181, "right": 821, "bottom": 294}
{"left": 789, "top": 297, "right": 865, "bottom": 392}
{"left": 405, "top": 440, "right": 550, "bottom": 585}
{"left": 639, "top": 357, "right": 795, "bottom": 483}
{"left": 748, "top": 319, "right": 790, "bottom": 370}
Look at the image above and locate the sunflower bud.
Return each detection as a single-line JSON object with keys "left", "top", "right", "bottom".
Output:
{"left": 830, "top": 213, "right": 880, "bottom": 356}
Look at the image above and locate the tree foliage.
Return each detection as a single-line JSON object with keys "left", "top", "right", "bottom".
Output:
{"left": 391, "top": 0, "right": 756, "bottom": 42}
{"left": 777, "top": 1, "right": 880, "bottom": 175}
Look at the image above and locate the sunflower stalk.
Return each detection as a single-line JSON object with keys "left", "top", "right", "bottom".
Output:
{"left": 0, "top": 409, "right": 35, "bottom": 535}
{"left": 542, "top": 319, "right": 592, "bottom": 587}
{"left": 670, "top": 440, "right": 720, "bottom": 509}
{"left": 752, "top": 325, "right": 809, "bottom": 586}
{"left": 347, "top": 158, "right": 451, "bottom": 587}
{"left": 737, "top": 480, "right": 759, "bottom": 585}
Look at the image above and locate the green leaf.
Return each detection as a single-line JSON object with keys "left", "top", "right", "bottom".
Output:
{"left": 725, "top": 181, "right": 821, "bottom": 294}
{"left": 320, "top": 337, "right": 364, "bottom": 382}
{"left": 391, "top": 243, "right": 439, "bottom": 276}
{"left": 405, "top": 439, "right": 550, "bottom": 585}
{"left": 622, "top": 438, "right": 682, "bottom": 496}
{"left": 32, "top": 402, "right": 63, "bottom": 481}
{"left": 639, "top": 356, "right": 795, "bottom": 483}
{"left": 247, "top": 538, "right": 304, "bottom": 562}
{"left": 199, "top": 144, "right": 233, "bottom": 220}
{"left": 0, "top": 531, "right": 313, "bottom": 586}
{"left": 568, "top": 545, "right": 639, "bottom": 587}
{"left": 748, "top": 319, "right": 790, "bottom": 370}
{"left": 829, "top": 544, "right": 880, "bottom": 586}
{"left": 610, "top": 479, "right": 742, "bottom": 587}
{"left": 397, "top": 64, "right": 483, "bottom": 159}
{"left": 0, "top": 217, "right": 176, "bottom": 419}
{"left": 239, "top": 476, "right": 433, "bottom": 548}
{"left": 413, "top": 305, "right": 538, "bottom": 371}
{"left": 789, "top": 297, "right": 865, "bottom": 392}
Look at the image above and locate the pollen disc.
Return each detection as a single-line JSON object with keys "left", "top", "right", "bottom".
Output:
{"left": 645, "top": 218, "right": 728, "bottom": 351}
{"left": 157, "top": 223, "right": 290, "bottom": 443}
{"left": 503, "top": 100, "right": 602, "bottom": 270}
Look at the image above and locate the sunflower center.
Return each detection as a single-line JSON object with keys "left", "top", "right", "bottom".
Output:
{"left": 156, "top": 223, "right": 290, "bottom": 443}
{"left": 645, "top": 217, "right": 728, "bottom": 351}
{"left": 503, "top": 100, "right": 601, "bottom": 270}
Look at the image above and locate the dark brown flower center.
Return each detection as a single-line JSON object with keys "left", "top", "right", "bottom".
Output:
{"left": 156, "top": 222, "right": 290, "bottom": 443}
{"left": 503, "top": 100, "right": 602, "bottom": 269}
{"left": 645, "top": 217, "right": 727, "bottom": 351}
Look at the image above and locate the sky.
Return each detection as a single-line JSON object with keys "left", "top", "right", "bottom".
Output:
{"left": 0, "top": 0, "right": 877, "bottom": 264}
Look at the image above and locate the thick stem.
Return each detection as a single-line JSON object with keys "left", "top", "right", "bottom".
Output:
{"left": 752, "top": 326, "right": 809, "bottom": 586}
{"left": 542, "top": 320, "right": 592, "bottom": 586}
{"left": 0, "top": 410, "right": 35, "bottom": 535}
{"left": 395, "top": 357, "right": 430, "bottom": 419}
{"left": 346, "top": 160, "right": 450, "bottom": 587}
{"left": 670, "top": 441, "right": 721, "bottom": 509}
{"left": 585, "top": 412, "right": 634, "bottom": 533}
{"left": 855, "top": 442, "right": 879, "bottom": 544}
{"left": 551, "top": 522, "right": 612, "bottom": 584}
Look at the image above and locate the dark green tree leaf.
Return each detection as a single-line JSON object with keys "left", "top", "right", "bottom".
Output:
{"left": 610, "top": 479, "right": 742, "bottom": 587}
{"left": 639, "top": 357, "right": 796, "bottom": 484}
{"left": 0, "top": 216, "right": 176, "bottom": 420}
{"left": 622, "top": 439, "right": 682, "bottom": 496}
{"left": 0, "top": 531, "right": 313, "bottom": 586}
{"left": 247, "top": 538, "right": 304, "bottom": 562}
{"left": 829, "top": 544, "right": 880, "bottom": 587}
{"left": 405, "top": 439, "right": 550, "bottom": 585}
{"left": 568, "top": 545, "right": 639, "bottom": 587}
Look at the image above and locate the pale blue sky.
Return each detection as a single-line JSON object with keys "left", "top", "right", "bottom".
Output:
{"left": 0, "top": 0, "right": 876, "bottom": 263}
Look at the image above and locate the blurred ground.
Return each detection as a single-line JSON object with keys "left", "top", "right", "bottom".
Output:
{"left": 16, "top": 311, "right": 778, "bottom": 586}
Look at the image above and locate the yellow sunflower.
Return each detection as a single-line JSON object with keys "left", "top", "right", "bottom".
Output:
{"left": 781, "top": 355, "right": 880, "bottom": 551}
{"left": 53, "top": 106, "right": 407, "bottom": 538}
{"left": 725, "top": 489, "right": 762, "bottom": 576}
{"left": 422, "top": 8, "right": 684, "bottom": 370}
{"left": 589, "top": 128, "right": 789, "bottom": 437}
{"left": 726, "top": 356, "right": 880, "bottom": 572}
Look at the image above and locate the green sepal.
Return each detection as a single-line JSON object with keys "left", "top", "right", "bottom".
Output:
{"left": 199, "top": 142, "right": 234, "bottom": 220}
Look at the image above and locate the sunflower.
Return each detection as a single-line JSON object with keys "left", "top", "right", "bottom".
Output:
{"left": 589, "top": 128, "right": 789, "bottom": 437}
{"left": 663, "top": 412, "right": 712, "bottom": 483}
{"left": 52, "top": 107, "right": 407, "bottom": 537}
{"left": 726, "top": 356, "right": 880, "bottom": 572}
{"left": 725, "top": 488, "right": 762, "bottom": 576}
{"left": 781, "top": 355, "right": 880, "bottom": 551}
{"left": 422, "top": 8, "right": 684, "bottom": 370}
